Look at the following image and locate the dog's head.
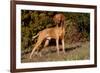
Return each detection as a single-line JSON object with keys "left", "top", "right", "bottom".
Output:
{"left": 53, "top": 14, "right": 65, "bottom": 27}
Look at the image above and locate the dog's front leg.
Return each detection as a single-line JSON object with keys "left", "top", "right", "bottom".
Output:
{"left": 56, "top": 38, "right": 59, "bottom": 55}
{"left": 62, "top": 39, "right": 65, "bottom": 54}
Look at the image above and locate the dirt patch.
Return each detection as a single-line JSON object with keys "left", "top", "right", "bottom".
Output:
{"left": 21, "top": 41, "right": 90, "bottom": 63}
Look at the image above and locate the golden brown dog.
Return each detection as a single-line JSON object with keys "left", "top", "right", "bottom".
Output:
{"left": 30, "top": 14, "right": 65, "bottom": 59}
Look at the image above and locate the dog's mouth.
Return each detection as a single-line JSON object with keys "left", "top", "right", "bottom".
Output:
{"left": 56, "top": 20, "right": 61, "bottom": 26}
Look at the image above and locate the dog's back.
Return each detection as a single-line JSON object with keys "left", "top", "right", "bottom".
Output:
{"left": 39, "top": 27, "right": 65, "bottom": 40}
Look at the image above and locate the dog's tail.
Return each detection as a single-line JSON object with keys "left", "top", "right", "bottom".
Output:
{"left": 32, "top": 33, "right": 39, "bottom": 41}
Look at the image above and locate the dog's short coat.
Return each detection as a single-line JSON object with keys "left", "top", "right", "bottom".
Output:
{"left": 30, "top": 14, "right": 65, "bottom": 59}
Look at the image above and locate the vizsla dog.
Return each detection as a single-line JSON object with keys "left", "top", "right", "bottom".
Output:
{"left": 30, "top": 14, "right": 65, "bottom": 59}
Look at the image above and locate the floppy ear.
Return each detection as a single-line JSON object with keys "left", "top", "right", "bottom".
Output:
{"left": 53, "top": 15, "right": 58, "bottom": 24}
{"left": 53, "top": 14, "right": 65, "bottom": 26}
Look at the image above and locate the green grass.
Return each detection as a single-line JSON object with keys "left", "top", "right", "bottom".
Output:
{"left": 21, "top": 41, "right": 90, "bottom": 63}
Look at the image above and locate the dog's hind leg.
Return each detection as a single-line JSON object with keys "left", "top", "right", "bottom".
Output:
{"left": 44, "top": 37, "right": 51, "bottom": 47}
{"left": 29, "top": 36, "right": 44, "bottom": 59}
{"left": 44, "top": 39, "right": 49, "bottom": 47}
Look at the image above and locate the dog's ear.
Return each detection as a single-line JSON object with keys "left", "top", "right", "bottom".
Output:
{"left": 53, "top": 14, "right": 65, "bottom": 25}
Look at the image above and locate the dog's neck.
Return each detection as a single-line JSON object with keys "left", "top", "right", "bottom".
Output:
{"left": 56, "top": 23, "right": 65, "bottom": 29}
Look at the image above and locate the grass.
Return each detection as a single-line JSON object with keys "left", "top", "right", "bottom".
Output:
{"left": 21, "top": 41, "right": 90, "bottom": 63}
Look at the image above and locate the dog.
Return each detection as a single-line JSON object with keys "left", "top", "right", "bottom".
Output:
{"left": 30, "top": 14, "right": 65, "bottom": 59}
